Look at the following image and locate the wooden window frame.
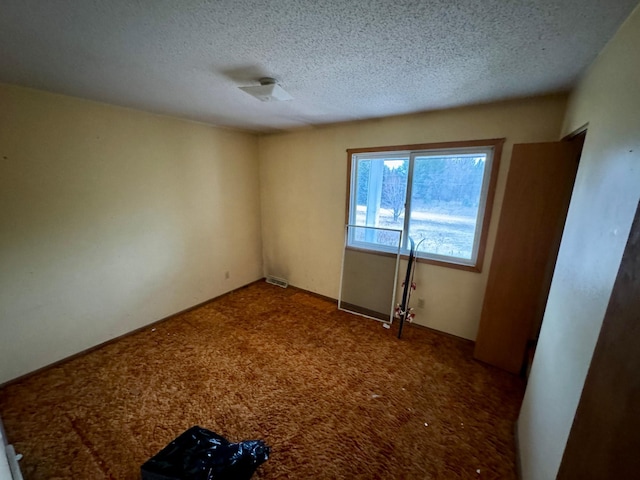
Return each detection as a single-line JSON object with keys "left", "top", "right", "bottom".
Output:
{"left": 345, "top": 138, "right": 504, "bottom": 273}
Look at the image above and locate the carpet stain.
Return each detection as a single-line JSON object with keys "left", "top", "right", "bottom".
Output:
{"left": 0, "top": 282, "right": 524, "bottom": 479}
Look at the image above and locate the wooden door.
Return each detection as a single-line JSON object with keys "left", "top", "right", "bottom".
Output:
{"left": 474, "top": 141, "right": 580, "bottom": 373}
{"left": 557, "top": 200, "right": 640, "bottom": 479}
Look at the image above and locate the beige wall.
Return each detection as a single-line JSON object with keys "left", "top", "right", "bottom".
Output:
{"left": 258, "top": 95, "right": 567, "bottom": 339}
{"left": 0, "top": 84, "right": 263, "bottom": 384}
{"left": 517, "top": 5, "right": 640, "bottom": 480}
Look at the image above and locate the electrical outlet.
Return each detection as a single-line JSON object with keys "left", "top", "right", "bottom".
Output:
{"left": 417, "top": 298, "right": 425, "bottom": 309}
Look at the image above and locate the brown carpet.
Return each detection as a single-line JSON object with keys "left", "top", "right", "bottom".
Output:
{"left": 0, "top": 282, "right": 524, "bottom": 479}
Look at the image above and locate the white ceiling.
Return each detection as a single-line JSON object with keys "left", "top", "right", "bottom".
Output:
{"left": 0, "top": 0, "right": 637, "bottom": 133}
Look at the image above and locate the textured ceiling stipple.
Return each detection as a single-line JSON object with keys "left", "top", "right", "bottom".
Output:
{"left": 0, "top": 1, "right": 637, "bottom": 133}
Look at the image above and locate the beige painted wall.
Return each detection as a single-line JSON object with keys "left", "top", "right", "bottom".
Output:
{"left": 517, "top": 5, "right": 640, "bottom": 480}
{"left": 0, "top": 84, "right": 263, "bottom": 384}
{"left": 258, "top": 95, "right": 567, "bottom": 339}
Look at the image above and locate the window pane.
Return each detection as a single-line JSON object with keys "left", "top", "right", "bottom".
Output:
{"left": 347, "top": 143, "right": 499, "bottom": 269}
{"left": 409, "top": 154, "right": 487, "bottom": 260}
{"left": 351, "top": 157, "right": 408, "bottom": 248}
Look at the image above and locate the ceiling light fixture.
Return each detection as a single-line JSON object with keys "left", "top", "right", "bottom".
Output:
{"left": 239, "top": 77, "right": 293, "bottom": 102}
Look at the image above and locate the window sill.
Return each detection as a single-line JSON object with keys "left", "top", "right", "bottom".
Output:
{"left": 345, "top": 245, "right": 483, "bottom": 273}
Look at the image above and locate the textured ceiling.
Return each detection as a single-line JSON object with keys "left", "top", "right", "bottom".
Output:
{"left": 0, "top": 0, "right": 637, "bottom": 133}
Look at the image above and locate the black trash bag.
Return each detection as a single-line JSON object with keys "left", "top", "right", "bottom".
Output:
{"left": 141, "top": 426, "right": 270, "bottom": 480}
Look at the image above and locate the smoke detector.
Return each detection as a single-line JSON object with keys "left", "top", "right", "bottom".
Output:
{"left": 239, "top": 77, "right": 293, "bottom": 102}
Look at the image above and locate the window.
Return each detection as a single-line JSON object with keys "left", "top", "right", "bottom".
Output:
{"left": 346, "top": 139, "right": 503, "bottom": 271}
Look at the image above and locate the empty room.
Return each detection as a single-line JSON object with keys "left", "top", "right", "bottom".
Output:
{"left": 1, "top": 1, "right": 639, "bottom": 479}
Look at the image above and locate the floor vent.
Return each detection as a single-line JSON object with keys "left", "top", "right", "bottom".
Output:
{"left": 265, "top": 276, "right": 288, "bottom": 288}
